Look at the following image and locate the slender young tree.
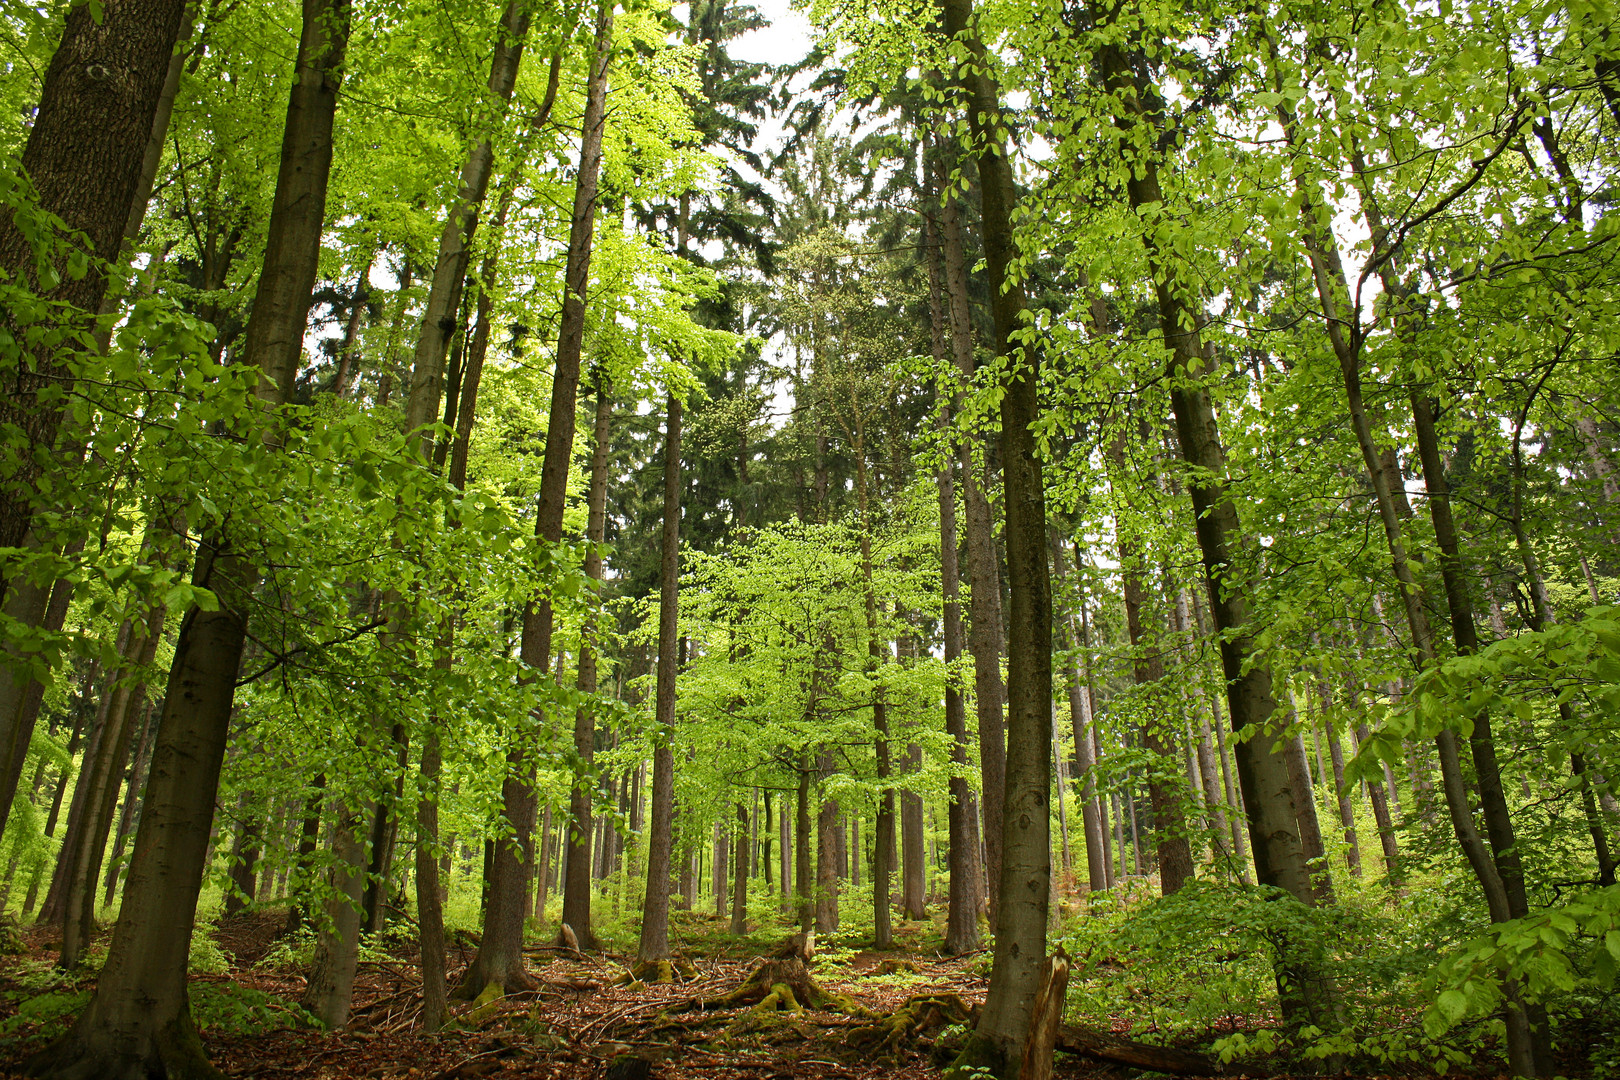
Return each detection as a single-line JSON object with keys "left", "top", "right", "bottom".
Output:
{"left": 637, "top": 393, "right": 683, "bottom": 965}
{"left": 456, "top": 0, "right": 613, "bottom": 996}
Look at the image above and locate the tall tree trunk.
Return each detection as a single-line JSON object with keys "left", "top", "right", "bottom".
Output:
{"left": 28, "top": 2, "right": 352, "bottom": 1072}
{"left": 730, "top": 801, "right": 749, "bottom": 933}
{"left": 102, "top": 701, "right": 155, "bottom": 906}
{"left": 939, "top": 176, "right": 1007, "bottom": 927}
{"left": 926, "top": 198, "right": 982, "bottom": 953}
{"left": 901, "top": 742, "right": 927, "bottom": 919}
{"left": 637, "top": 394, "right": 682, "bottom": 964}
{"left": 40, "top": 632, "right": 127, "bottom": 926}
{"left": 461, "top": 0, "right": 608, "bottom": 996}
{"left": 1109, "top": 451, "right": 1194, "bottom": 896}
{"left": 795, "top": 756, "right": 813, "bottom": 933}
{"left": 1069, "top": 582, "right": 1113, "bottom": 893}
{"left": 0, "top": 0, "right": 190, "bottom": 836}
{"left": 416, "top": 730, "right": 449, "bottom": 1031}
{"left": 816, "top": 758, "right": 840, "bottom": 934}
{"left": 1094, "top": 34, "right": 1335, "bottom": 1034}
{"left": 854, "top": 426, "right": 896, "bottom": 948}
{"left": 561, "top": 375, "right": 613, "bottom": 950}
{"left": 940, "top": 0, "right": 1053, "bottom": 1064}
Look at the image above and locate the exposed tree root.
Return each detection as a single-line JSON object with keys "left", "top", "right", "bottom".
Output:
{"left": 845, "top": 992, "right": 975, "bottom": 1058}
{"left": 626, "top": 957, "right": 697, "bottom": 985}
{"left": 689, "top": 954, "right": 868, "bottom": 1016}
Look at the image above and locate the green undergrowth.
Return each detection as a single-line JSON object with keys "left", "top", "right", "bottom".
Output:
{"left": 1055, "top": 874, "right": 1620, "bottom": 1074}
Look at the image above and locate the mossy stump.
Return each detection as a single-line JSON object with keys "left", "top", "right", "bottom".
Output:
{"left": 846, "top": 992, "right": 974, "bottom": 1059}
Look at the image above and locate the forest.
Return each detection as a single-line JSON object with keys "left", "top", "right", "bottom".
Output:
{"left": 0, "top": 0, "right": 1618, "bottom": 1077}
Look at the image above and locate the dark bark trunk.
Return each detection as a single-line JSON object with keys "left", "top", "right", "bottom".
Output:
{"left": 926, "top": 195, "right": 981, "bottom": 952}
{"left": 1064, "top": 582, "right": 1108, "bottom": 893}
{"left": 223, "top": 808, "right": 261, "bottom": 918}
{"left": 416, "top": 731, "right": 448, "bottom": 1031}
{"left": 461, "top": 0, "right": 608, "bottom": 997}
{"left": 40, "top": 630, "right": 127, "bottom": 927}
{"left": 63, "top": 599, "right": 164, "bottom": 966}
{"left": 939, "top": 178, "right": 1007, "bottom": 927}
{"left": 301, "top": 801, "right": 367, "bottom": 1029}
{"left": 1284, "top": 729, "right": 1333, "bottom": 902}
{"left": 901, "top": 743, "right": 926, "bottom": 920}
{"left": 400, "top": 0, "right": 531, "bottom": 459}
{"left": 284, "top": 772, "right": 326, "bottom": 935}
{"left": 0, "top": 0, "right": 189, "bottom": 598}
{"left": 730, "top": 801, "right": 749, "bottom": 933}
{"left": 102, "top": 701, "right": 155, "bottom": 906}
{"left": 939, "top": 0, "right": 1053, "bottom": 1064}
{"left": 795, "top": 758, "right": 813, "bottom": 933}
{"left": 1110, "top": 457, "right": 1193, "bottom": 896}
{"left": 561, "top": 375, "right": 613, "bottom": 950}
{"left": 1094, "top": 34, "right": 1334, "bottom": 1033}
{"left": 637, "top": 393, "right": 681, "bottom": 963}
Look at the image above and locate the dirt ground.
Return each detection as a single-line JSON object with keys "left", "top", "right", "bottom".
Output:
{"left": 0, "top": 911, "right": 1142, "bottom": 1080}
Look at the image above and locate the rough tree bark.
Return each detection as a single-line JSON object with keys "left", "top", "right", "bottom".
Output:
{"left": 0, "top": 0, "right": 190, "bottom": 846}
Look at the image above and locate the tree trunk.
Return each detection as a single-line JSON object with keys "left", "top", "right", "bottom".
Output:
{"left": 795, "top": 758, "right": 813, "bottom": 932}
{"left": 280, "top": 772, "right": 327, "bottom": 932}
{"left": 223, "top": 806, "right": 261, "bottom": 918}
{"left": 730, "top": 801, "right": 749, "bottom": 933}
{"left": 0, "top": 0, "right": 191, "bottom": 835}
{"left": 40, "top": 630, "right": 127, "bottom": 927}
{"left": 416, "top": 730, "right": 449, "bottom": 1031}
{"left": 400, "top": 0, "right": 531, "bottom": 458}
{"left": 637, "top": 394, "right": 682, "bottom": 964}
{"left": 0, "top": 0, "right": 189, "bottom": 627}
{"left": 1094, "top": 34, "right": 1334, "bottom": 1033}
{"left": 925, "top": 194, "right": 981, "bottom": 952}
{"left": 62, "top": 597, "right": 164, "bottom": 966}
{"left": 461, "top": 0, "right": 609, "bottom": 997}
{"left": 940, "top": 0, "right": 1054, "bottom": 1065}
{"left": 561, "top": 375, "right": 613, "bottom": 950}
{"left": 816, "top": 757, "right": 840, "bottom": 934}
{"left": 901, "top": 743, "right": 926, "bottom": 919}
{"left": 939, "top": 175, "right": 1007, "bottom": 928}
{"left": 1319, "top": 696, "right": 1363, "bottom": 878}
{"left": 28, "top": 1, "right": 352, "bottom": 1070}
{"left": 1110, "top": 458, "right": 1193, "bottom": 897}
{"left": 1284, "top": 729, "right": 1333, "bottom": 902}
{"left": 301, "top": 800, "right": 367, "bottom": 1029}
{"left": 1063, "top": 583, "right": 1109, "bottom": 893}
{"left": 102, "top": 701, "right": 155, "bottom": 906}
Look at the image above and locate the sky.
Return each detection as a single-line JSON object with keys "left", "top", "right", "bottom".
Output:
{"left": 727, "top": 0, "right": 816, "bottom": 67}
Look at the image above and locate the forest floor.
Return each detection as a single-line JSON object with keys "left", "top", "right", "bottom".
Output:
{"left": 0, "top": 907, "right": 1154, "bottom": 1080}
